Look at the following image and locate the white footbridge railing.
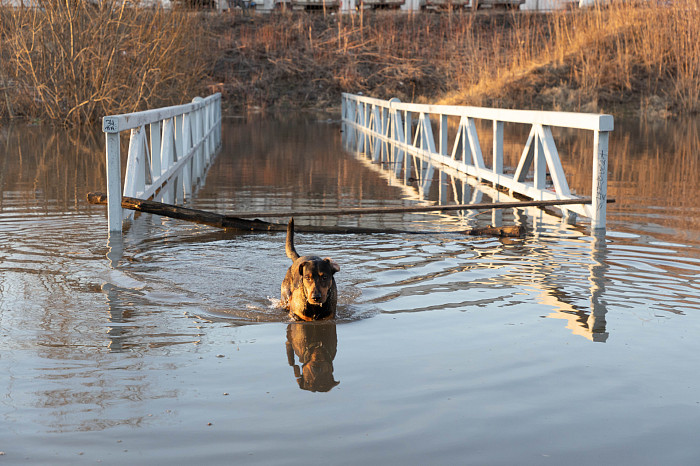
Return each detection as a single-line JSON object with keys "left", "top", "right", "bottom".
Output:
{"left": 102, "top": 93, "right": 222, "bottom": 233}
{"left": 341, "top": 93, "right": 612, "bottom": 230}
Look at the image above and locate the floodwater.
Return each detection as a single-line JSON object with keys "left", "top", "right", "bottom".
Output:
{"left": 1, "top": 115, "right": 699, "bottom": 465}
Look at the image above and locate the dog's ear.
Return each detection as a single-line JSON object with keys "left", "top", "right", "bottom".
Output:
{"left": 298, "top": 260, "right": 309, "bottom": 276}
{"left": 324, "top": 258, "right": 340, "bottom": 273}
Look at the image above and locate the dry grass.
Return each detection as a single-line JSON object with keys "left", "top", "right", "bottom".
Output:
{"left": 1, "top": 2, "right": 699, "bottom": 123}
{"left": 444, "top": 0, "right": 700, "bottom": 116}
{"left": 0, "top": 0, "right": 213, "bottom": 124}
{"left": 212, "top": 2, "right": 700, "bottom": 117}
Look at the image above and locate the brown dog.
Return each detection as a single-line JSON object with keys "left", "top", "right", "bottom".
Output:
{"left": 281, "top": 218, "right": 340, "bottom": 321}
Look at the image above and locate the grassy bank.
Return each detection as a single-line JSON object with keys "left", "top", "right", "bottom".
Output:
{"left": 1, "top": 1, "right": 698, "bottom": 123}
{"left": 211, "top": 1, "right": 699, "bottom": 118}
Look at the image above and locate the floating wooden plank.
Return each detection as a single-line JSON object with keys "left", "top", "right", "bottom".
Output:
{"left": 86, "top": 192, "right": 526, "bottom": 237}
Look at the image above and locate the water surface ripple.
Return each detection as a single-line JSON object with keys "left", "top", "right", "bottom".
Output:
{"left": 1, "top": 118, "right": 699, "bottom": 465}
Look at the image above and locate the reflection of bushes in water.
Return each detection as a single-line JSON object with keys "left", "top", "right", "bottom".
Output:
{"left": 208, "top": 118, "right": 399, "bottom": 205}
{"left": 0, "top": 125, "right": 105, "bottom": 209}
{"left": 0, "top": 0, "right": 211, "bottom": 124}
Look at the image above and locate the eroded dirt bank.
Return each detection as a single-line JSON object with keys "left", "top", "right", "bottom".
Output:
{"left": 207, "top": 5, "right": 698, "bottom": 119}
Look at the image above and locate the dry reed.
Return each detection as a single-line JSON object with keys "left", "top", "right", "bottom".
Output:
{"left": 212, "top": 2, "right": 700, "bottom": 117}
{"left": 1, "top": 1, "right": 699, "bottom": 122}
{"left": 0, "top": 0, "right": 212, "bottom": 125}
{"left": 439, "top": 0, "right": 700, "bottom": 116}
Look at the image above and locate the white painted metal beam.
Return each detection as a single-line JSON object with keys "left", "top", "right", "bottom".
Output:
{"left": 342, "top": 93, "right": 613, "bottom": 131}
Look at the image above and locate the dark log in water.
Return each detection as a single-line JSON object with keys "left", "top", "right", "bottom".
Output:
{"left": 86, "top": 192, "right": 532, "bottom": 237}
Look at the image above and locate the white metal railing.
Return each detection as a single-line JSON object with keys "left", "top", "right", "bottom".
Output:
{"left": 341, "top": 93, "right": 612, "bottom": 229}
{"left": 102, "top": 93, "right": 222, "bottom": 233}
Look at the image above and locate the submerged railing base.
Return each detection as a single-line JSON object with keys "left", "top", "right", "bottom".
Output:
{"left": 103, "top": 93, "right": 222, "bottom": 233}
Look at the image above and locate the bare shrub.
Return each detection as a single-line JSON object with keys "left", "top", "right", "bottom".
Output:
{"left": 2, "top": 1, "right": 698, "bottom": 122}
{"left": 0, "top": 0, "right": 212, "bottom": 124}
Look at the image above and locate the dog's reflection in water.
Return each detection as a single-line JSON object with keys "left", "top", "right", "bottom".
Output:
{"left": 286, "top": 321, "right": 339, "bottom": 392}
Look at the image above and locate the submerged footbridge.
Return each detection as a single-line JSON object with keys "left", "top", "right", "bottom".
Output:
{"left": 97, "top": 93, "right": 613, "bottom": 341}
{"left": 341, "top": 93, "right": 613, "bottom": 231}
{"left": 100, "top": 92, "right": 612, "bottom": 236}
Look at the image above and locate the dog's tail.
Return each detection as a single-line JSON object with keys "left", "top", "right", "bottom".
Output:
{"left": 286, "top": 217, "right": 300, "bottom": 261}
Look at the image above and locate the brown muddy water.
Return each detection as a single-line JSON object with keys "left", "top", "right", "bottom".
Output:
{"left": 1, "top": 116, "right": 699, "bottom": 465}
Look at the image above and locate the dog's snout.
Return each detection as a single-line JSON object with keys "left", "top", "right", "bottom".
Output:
{"left": 308, "top": 286, "right": 323, "bottom": 301}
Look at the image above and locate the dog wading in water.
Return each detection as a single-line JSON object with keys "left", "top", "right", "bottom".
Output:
{"left": 281, "top": 218, "right": 340, "bottom": 321}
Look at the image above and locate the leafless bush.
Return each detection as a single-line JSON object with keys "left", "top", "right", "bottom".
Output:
{"left": 0, "top": 0, "right": 212, "bottom": 124}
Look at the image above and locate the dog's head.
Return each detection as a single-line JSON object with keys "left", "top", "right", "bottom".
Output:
{"left": 298, "top": 258, "right": 340, "bottom": 306}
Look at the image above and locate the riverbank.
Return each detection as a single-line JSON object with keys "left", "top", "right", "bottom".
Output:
{"left": 1, "top": 1, "right": 698, "bottom": 123}
{"left": 209, "top": 3, "right": 698, "bottom": 119}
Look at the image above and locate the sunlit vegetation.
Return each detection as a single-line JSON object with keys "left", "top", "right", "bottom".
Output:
{"left": 0, "top": 0, "right": 212, "bottom": 124}
{"left": 1, "top": 0, "right": 698, "bottom": 123}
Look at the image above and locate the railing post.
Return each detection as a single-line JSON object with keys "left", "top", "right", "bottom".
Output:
{"left": 534, "top": 126, "right": 546, "bottom": 198}
{"left": 439, "top": 114, "right": 448, "bottom": 157}
{"left": 150, "top": 122, "right": 162, "bottom": 179}
{"left": 347, "top": 98, "right": 356, "bottom": 146}
{"left": 199, "top": 105, "right": 206, "bottom": 169}
{"left": 207, "top": 100, "right": 214, "bottom": 158}
{"left": 182, "top": 112, "right": 192, "bottom": 199}
{"left": 215, "top": 96, "right": 222, "bottom": 147}
{"left": 381, "top": 106, "right": 389, "bottom": 162}
{"left": 192, "top": 97, "right": 205, "bottom": 173}
{"left": 105, "top": 131, "right": 122, "bottom": 233}
{"left": 404, "top": 110, "right": 412, "bottom": 184}
{"left": 160, "top": 118, "right": 175, "bottom": 203}
{"left": 491, "top": 118, "right": 505, "bottom": 228}
{"left": 372, "top": 105, "right": 382, "bottom": 161}
{"left": 419, "top": 113, "right": 436, "bottom": 197}
{"left": 196, "top": 106, "right": 204, "bottom": 179}
{"left": 175, "top": 114, "right": 185, "bottom": 203}
{"left": 174, "top": 114, "right": 183, "bottom": 160}
{"left": 357, "top": 101, "right": 365, "bottom": 153}
{"left": 123, "top": 127, "right": 146, "bottom": 198}
{"left": 363, "top": 102, "right": 371, "bottom": 154}
{"left": 591, "top": 130, "right": 609, "bottom": 230}
{"left": 203, "top": 102, "right": 210, "bottom": 161}
{"left": 493, "top": 120, "right": 503, "bottom": 187}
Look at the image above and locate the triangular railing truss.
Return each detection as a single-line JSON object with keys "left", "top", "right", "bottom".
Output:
{"left": 342, "top": 93, "right": 612, "bottom": 229}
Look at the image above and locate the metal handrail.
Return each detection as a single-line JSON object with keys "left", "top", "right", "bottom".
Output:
{"left": 342, "top": 92, "right": 612, "bottom": 229}
{"left": 102, "top": 93, "right": 222, "bottom": 233}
